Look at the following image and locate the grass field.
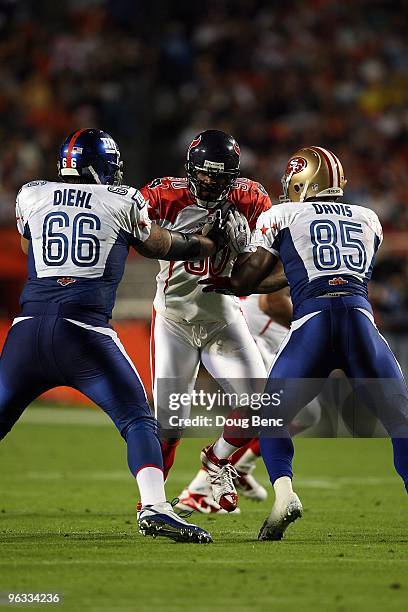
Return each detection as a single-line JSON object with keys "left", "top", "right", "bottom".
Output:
{"left": 0, "top": 406, "right": 406, "bottom": 611}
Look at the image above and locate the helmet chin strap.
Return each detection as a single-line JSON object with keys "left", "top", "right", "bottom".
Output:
{"left": 298, "top": 179, "right": 311, "bottom": 202}
{"left": 88, "top": 166, "right": 102, "bottom": 184}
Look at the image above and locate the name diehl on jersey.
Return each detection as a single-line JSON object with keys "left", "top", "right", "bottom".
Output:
{"left": 252, "top": 200, "right": 383, "bottom": 308}
{"left": 140, "top": 176, "right": 271, "bottom": 323}
{"left": 16, "top": 181, "right": 150, "bottom": 318}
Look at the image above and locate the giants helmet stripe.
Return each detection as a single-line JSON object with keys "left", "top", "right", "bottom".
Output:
{"left": 66, "top": 128, "right": 87, "bottom": 168}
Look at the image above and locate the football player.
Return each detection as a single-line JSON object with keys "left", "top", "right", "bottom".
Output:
{"left": 201, "top": 146, "right": 408, "bottom": 539}
{"left": 177, "top": 289, "right": 322, "bottom": 513}
{"left": 141, "top": 129, "right": 286, "bottom": 513}
{"left": 0, "top": 128, "right": 245, "bottom": 544}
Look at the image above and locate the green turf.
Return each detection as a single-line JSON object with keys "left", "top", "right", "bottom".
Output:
{"left": 0, "top": 407, "right": 406, "bottom": 611}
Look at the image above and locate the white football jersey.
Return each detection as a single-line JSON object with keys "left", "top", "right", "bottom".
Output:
{"left": 16, "top": 180, "right": 151, "bottom": 317}
{"left": 251, "top": 201, "right": 383, "bottom": 309}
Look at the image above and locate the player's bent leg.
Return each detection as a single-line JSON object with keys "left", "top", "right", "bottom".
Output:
{"left": 58, "top": 319, "right": 212, "bottom": 542}
{"left": 345, "top": 309, "right": 408, "bottom": 492}
{"left": 199, "top": 315, "right": 267, "bottom": 511}
{"left": 259, "top": 311, "right": 332, "bottom": 539}
{"left": 0, "top": 317, "right": 53, "bottom": 440}
{"left": 151, "top": 311, "right": 201, "bottom": 480}
{"left": 63, "top": 321, "right": 166, "bottom": 502}
{"left": 203, "top": 315, "right": 267, "bottom": 459}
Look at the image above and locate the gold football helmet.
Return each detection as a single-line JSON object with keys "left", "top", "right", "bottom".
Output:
{"left": 281, "top": 146, "right": 347, "bottom": 202}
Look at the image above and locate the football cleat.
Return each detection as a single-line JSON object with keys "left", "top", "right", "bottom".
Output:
{"left": 258, "top": 493, "right": 303, "bottom": 541}
{"left": 175, "top": 489, "right": 241, "bottom": 515}
{"left": 138, "top": 500, "right": 213, "bottom": 544}
{"left": 236, "top": 469, "right": 268, "bottom": 501}
{"left": 200, "top": 444, "right": 238, "bottom": 512}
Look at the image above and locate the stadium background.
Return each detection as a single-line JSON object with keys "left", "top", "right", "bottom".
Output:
{"left": 0, "top": 0, "right": 407, "bottom": 403}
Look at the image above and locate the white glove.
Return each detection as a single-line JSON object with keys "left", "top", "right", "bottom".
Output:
{"left": 225, "top": 210, "right": 251, "bottom": 254}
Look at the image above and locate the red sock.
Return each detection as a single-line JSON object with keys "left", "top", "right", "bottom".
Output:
{"left": 230, "top": 437, "right": 260, "bottom": 465}
{"left": 160, "top": 438, "right": 181, "bottom": 481}
{"left": 222, "top": 407, "right": 253, "bottom": 448}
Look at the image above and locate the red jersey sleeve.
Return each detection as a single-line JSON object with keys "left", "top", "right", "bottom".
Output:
{"left": 139, "top": 179, "right": 162, "bottom": 221}
{"left": 231, "top": 179, "right": 272, "bottom": 231}
{"left": 246, "top": 182, "right": 271, "bottom": 230}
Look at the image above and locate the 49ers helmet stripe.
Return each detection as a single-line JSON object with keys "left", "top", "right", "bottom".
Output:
{"left": 310, "top": 146, "right": 341, "bottom": 187}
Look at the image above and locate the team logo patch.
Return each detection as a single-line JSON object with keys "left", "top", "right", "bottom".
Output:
{"left": 188, "top": 135, "right": 202, "bottom": 154}
{"left": 285, "top": 157, "right": 307, "bottom": 175}
{"left": 101, "top": 137, "right": 118, "bottom": 153}
{"left": 57, "top": 277, "right": 76, "bottom": 287}
{"left": 328, "top": 277, "right": 349, "bottom": 286}
{"left": 233, "top": 142, "right": 240, "bottom": 155}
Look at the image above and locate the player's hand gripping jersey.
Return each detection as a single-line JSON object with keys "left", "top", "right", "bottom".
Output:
{"left": 16, "top": 181, "right": 151, "bottom": 318}
{"left": 140, "top": 177, "right": 270, "bottom": 323}
{"left": 251, "top": 201, "right": 382, "bottom": 309}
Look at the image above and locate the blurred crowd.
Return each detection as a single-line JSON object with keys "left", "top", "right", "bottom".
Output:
{"left": 0, "top": 0, "right": 407, "bottom": 329}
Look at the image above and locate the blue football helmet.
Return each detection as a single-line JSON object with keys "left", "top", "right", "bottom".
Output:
{"left": 58, "top": 128, "right": 123, "bottom": 185}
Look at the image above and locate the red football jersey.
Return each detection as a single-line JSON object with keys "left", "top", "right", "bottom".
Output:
{"left": 140, "top": 176, "right": 270, "bottom": 230}
{"left": 139, "top": 176, "right": 271, "bottom": 323}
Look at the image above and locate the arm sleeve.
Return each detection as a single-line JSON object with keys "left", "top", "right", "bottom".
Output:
{"left": 250, "top": 210, "right": 281, "bottom": 256}
{"left": 129, "top": 189, "right": 152, "bottom": 242}
{"left": 139, "top": 183, "right": 161, "bottom": 222}
{"left": 246, "top": 183, "right": 272, "bottom": 231}
{"left": 15, "top": 188, "right": 30, "bottom": 238}
{"left": 371, "top": 211, "right": 383, "bottom": 248}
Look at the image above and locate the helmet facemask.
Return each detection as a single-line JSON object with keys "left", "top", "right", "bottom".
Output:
{"left": 186, "top": 163, "right": 239, "bottom": 209}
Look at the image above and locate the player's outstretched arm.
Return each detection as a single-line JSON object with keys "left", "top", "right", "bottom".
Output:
{"left": 133, "top": 223, "right": 220, "bottom": 262}
{"left": 200, "top": 247, "right": 278, "bottom": 296}
{"left": 256, "top": 272, "right": 288, "bottom": 294}
{"left": 230, "top": 247, "right": 279, "bottom": 295}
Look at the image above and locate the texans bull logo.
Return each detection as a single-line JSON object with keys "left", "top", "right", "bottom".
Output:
{"left": 188, "top": 135, "right": 202, "bottom": 155}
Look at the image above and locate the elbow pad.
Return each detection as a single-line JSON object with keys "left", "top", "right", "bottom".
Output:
{"left": 165, "top": 232, "right": 202, "bottom": 261}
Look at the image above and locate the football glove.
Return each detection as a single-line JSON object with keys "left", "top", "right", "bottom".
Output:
{"left": 225, "top": 209, "right": 251, "bottom": 254}
{"left": 202, "top": 209, "right": 229, "bottom": 252}
{"left": 198, "top": 277, "right": 234, "bottom": 295}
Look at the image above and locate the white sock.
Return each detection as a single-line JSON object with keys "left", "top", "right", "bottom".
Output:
{"left": 188, "top": 469, "right": 211, "bottom": 494}
{"left": 136, "top": 467, "right": 166, "bottom": 506}
{"left": 273, "top": 476, "right": 293, "bottom": 502}
{"left": 213, "top": 437, "right": 240, "bottom": 460}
